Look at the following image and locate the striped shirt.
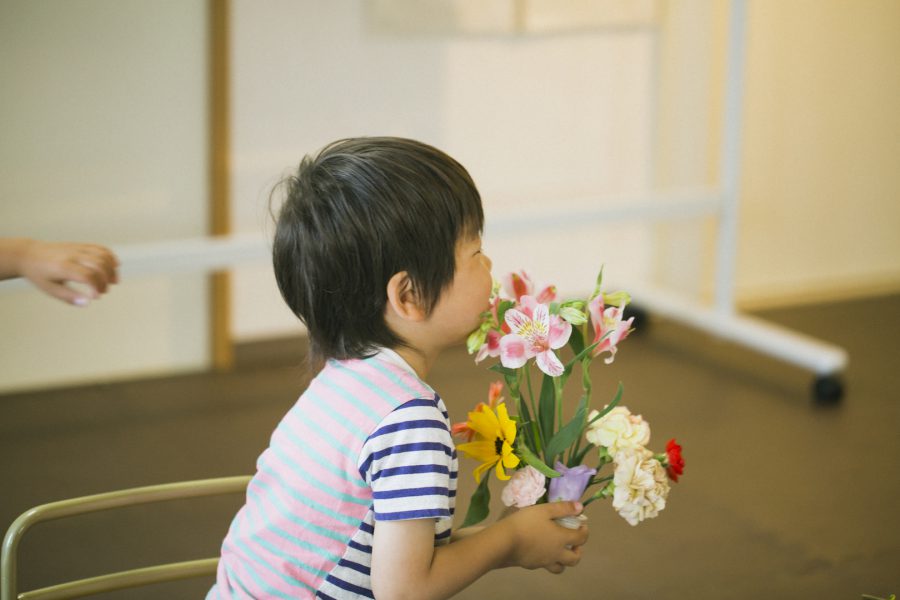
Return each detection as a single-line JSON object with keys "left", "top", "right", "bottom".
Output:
{"left": 208, "top": 349, "right": 458, "bottom": 599}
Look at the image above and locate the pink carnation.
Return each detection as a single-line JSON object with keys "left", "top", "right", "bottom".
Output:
{"left": 501, "top": 466, "right": 547, "bottom": 508}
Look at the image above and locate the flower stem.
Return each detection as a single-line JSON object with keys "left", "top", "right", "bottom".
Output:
{"left": 588, "top": 475, "right": 613, "bottom": 487}
{"left": 554, "top": 375, "right": 563, "bottom": 435}
{"left": 582, "top": 479, "right": 614, "bottom": 506}
{"left": 525, "top": 366, "right": 538, "bottom": 423}
{"left": 510, "top": 369, "right": 535, "bottom": 451}
{"left": 568, "top": 357, "right": 593, "bottom": 464}
{"left": 523, "top": 367, "right": 543, "bottom": 452}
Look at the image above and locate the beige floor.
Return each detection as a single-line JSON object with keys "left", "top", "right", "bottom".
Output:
{"left": 1, "top": 294, "right": 898, "bottom": 599}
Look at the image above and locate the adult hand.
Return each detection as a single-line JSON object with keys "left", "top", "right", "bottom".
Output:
{"left": 3, "top": 238, "right": 119, "bottom": 305}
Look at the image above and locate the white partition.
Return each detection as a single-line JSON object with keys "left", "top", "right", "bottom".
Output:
{"left": 229, "top": 0, "right": 659, "bottom": 340}
{"left": 7, "top": 1, "right": 900, "bottom": 392}
{"left": 0, "top": 1, "right": 209, "bottom": 393}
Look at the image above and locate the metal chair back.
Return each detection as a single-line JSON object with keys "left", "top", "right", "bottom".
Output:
{"left": 1, "top": 476, "right": 250, "bottom": 600}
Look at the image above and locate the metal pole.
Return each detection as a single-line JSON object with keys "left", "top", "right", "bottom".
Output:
{"left": 714, "top": 0, "right": 748, "bottom": 316}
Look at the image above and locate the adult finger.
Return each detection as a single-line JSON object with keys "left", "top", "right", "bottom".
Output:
{"left": 81, "top": 247, "right": 119, "bottom": 283}
{"left": 78, "top": 255, "right": 117, "bottom": 289}
{"left": 33, "top": 278, "right": 90, "bottom": 306}
{"left": 63, "top": 261, "right": 109, "bottom": 296}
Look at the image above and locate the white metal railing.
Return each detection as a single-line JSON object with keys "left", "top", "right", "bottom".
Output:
{"left": 0, "top": 200, "right": 849, "bottom": 380}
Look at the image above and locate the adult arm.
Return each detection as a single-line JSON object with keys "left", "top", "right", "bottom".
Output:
{"left": 0, "top": 237, "right": 118, "bottom": 304}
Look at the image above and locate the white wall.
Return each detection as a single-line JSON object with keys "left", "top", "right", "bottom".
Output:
{"left": 2, "top": 0, "right": 898, "bottom": 392}
{"left": 231, "top": 0, "right": 900, "bottom": 340}
{"left": 0, "top": 1, "right": 209, "bottom": 392}
{"left": 736, "top": 0, "right": 900, "bottom": 307}
{"left": 625, "top": 0, "right": 900, "bottom": 309}
{"left": 230, "top": 0, "right": 657, "bottom": 341}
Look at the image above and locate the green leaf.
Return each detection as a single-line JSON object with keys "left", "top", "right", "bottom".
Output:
{"left": 489, "top": 364, "right": 520, "bottom": 395}
{"left": 567, "top": 338, "right": 601, "bottom": 369}
{"left": 570, "top": 443, "right": 596, "bottom": 467}
{"left": 516, "top": 397, "right": 536, "bottom": 451}
{"left": 568, "top": 325, "right": 585, "bottom": 357}
{"left": 544, "top": 394, "right": 588, "bottom": 463}
{"left": 488, "top": 364, "right": 518, "bottom": 378}
{"left": 496, "top": 300, "right": 516, "bottom": 328}
{"left": 461, "top": 475, "right": 492, "bottom": 528}
{"left": 587, "top": 382, "right": 625, "bottom": 425}
{"left": 519, "top": 443, "right": 561, "bottom": 478}
{"left": 562, "top": 339, "right": 601, "bottom": 384}
{"left": 538, "top": 373, "right": 555, "bottom": 445}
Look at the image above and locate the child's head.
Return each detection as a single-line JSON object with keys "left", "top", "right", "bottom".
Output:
{"left": 273, "top": 137, "right": 485, "bottom": 362}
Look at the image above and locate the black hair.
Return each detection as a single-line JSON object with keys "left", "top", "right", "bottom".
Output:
{"left": 272, "top": 137, "right": 484, "bottom": 363}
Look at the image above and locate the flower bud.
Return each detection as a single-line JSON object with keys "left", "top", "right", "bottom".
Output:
{"left": 560, "top": 306, "right": 588, "bottom": 325}
{"left": 597, "top": 446, "right": 611, "bottom": 464}
{"left": 591, "top": 267, "right": 605, "bottom": 299}
{"left": 466, "top": 328, "right": 486, "bottom": 355}
{"left": 602, "top": 291, "right": 631, "bottom": 308}
{"left": 600, "top": 482, "right": 615, "bottom": 498}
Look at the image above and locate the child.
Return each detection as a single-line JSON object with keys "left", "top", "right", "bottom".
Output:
{"left": 209, "top": 137, "right": 588, "bottom": 599}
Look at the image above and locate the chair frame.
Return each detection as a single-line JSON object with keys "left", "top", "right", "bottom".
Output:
{"left": 1, "top": 476, "right": 250, "bottom": 600}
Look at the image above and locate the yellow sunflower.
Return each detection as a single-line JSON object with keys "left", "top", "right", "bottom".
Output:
{"left": 456, "top": 402, "right": 520, "bottom": 481}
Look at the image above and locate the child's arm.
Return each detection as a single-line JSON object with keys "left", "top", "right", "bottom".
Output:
{"left": 371, "top": 500, "right": 588, "bottom": 600}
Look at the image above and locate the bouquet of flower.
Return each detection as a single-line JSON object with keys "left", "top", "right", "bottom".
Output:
{"left": 454, "top": 269, "right": 685, "bottom": 528}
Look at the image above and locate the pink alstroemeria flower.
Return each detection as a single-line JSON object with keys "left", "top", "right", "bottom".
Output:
{"left": 503, "top": 270, "right": 533, "bottom": 301}
{"left": 589, "top": 294, "right": 634, "bottom": 364}
{"left": 516, "top": 295, "right": 572, "bottom": 346}
{"left": 502, "top": 270, "right": 557, "bottom": 304}
{"left": 475, "top": 329, "right": 502, "bottom": 363}
{"left": 500, "top": 302, "right": 571, "bottom": 376}
{"left": 535, "top": 285, "right": 558, "bottom": 305}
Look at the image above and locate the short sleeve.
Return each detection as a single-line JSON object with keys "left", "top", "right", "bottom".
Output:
{"left": 358, "top": 397, "right": 455, "bottom": 521}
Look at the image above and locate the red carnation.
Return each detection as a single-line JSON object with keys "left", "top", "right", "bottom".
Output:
{"left": 665, "top": 438, "right": 685, "bottom": 482}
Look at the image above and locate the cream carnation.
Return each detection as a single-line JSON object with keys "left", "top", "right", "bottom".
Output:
{"left": 585, "top": 406, "right": 650, "bottom": 454}
{"left": 611, "top": 447, "right": 670, "bottom": 526}
{"left": 501, "top": 466, "right": 547, "bottom": 508}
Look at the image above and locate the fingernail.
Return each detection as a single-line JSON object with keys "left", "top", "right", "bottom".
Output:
{"left": 574, "top": 502, "right": 583, "bottom": 513}
{"left": 74, "top": 297, "right": 89, "bottom": 307}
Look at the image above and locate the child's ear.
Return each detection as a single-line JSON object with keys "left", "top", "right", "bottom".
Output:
{"left": 385, "top": 271, "right": 427, "bottom": 322}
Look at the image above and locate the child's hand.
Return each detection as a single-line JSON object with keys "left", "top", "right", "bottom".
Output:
{"left": 502, "top": 501, "right": 589, "bottom": 573}
{"left": 371, "top": 502, "right": 588, "bottom": 599}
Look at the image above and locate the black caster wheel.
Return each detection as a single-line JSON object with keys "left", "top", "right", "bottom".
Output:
{"left": 624, "top": 303, "right": 649, "bottom": 334}
{"left": 812, "top": 374, "right": 844, "bottom": 404}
